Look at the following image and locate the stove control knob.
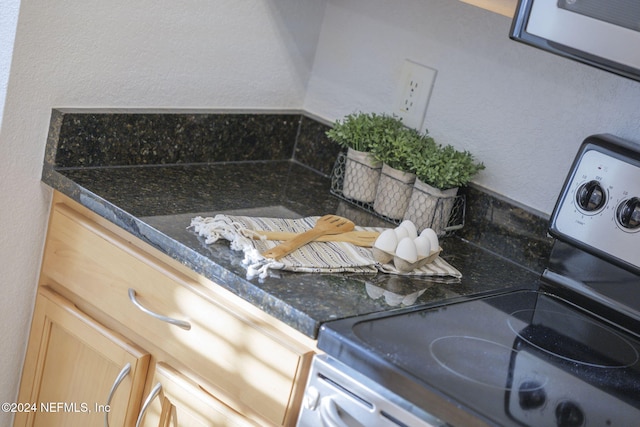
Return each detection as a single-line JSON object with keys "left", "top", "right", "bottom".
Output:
{"left": 616, "top": 197, "right": 640, "bottom": 230}
{"left": 518, "top": 381, "right": 546, "bottom": 410}
{"left": 575, "top": 180, "right": 606, "bottom": 212}
{"left": 555, "top": 401, "right": 585, "bottom": 427}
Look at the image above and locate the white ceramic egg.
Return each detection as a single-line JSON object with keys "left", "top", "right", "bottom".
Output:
{"left": 395, "top": 237, "right": 418, "bottom": 263}
{"left": 393, "top": 226, "right": 409, "bottom": 240}
{"left": 420, "top": 228, "right": 439, "bottom": 251}
{"left": 413, "top": 236, "right": 432, "bottom": 257}
{"left": 398, "top": 220, "right": 418, "bottom": 239}
{"left": 373, "top": 229, "right": 398, "bottom": 253}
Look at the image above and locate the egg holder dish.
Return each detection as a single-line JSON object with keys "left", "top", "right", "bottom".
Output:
{"left": 372, "top": 246, "right": 442, "bottom": 273}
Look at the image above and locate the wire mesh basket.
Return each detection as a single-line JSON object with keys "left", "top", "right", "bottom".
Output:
{"left": 330, "top": 151, "right": 465, "bottom": 235}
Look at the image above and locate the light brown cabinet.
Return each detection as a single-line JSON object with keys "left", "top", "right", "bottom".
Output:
{"left": 136, "top": 363, "right": 259, "bottom": 427}
{"left": 16, "top": 191, "right": 317, "bottom": 426}
{"left": 15, "top": 288, "right": 149, "bottom": 427}
{"left": 459, "top": 0, "right": 516, "bottom": 17}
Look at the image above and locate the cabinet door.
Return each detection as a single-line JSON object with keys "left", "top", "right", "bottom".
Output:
{"left": 16, "top": 287, "right": 150, "bottom": 427}
{"left": 136, "top": 363, "right": 260, "bottom": 427}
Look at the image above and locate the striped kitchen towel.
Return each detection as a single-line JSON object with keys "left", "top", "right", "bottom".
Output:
{"left": 189, "top": 215, "right": 462, "bottom": 280}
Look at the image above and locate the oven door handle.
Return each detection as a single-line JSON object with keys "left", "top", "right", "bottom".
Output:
{"left": 319, "top": 396, "right": 352, "bottom": 427}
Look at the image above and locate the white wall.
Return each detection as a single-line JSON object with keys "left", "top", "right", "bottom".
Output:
{"left": 0, "top": 1, "right": 324, "bottom": 423}
{"left": 0, "top": 0, "right": 23, "bottom": 423}
{"left": 0, "top": 0, "right": 20, "bottom": 130}
{"left": 304, "top": 0, "right": 640, "bottom": 215}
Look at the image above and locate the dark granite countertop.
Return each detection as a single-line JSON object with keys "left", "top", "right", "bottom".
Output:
{"left": 41, "top": 110, "right": 551, "bottom": 338}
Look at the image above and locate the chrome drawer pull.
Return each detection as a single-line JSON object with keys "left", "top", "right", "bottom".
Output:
{"left": 104, "top": 362, "right": 131, "bottom": 427}
{"left": 135, "top": 382, "right": 162, "bottom": 427}
{"left": 128, "top": 288, "right": 191, "bottom": 330}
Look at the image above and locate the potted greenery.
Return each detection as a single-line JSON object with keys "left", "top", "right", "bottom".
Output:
{"left": 370, "top": 126, "right": 436, "bottom": 220}
{"left": 327, "top": 112, "right": 404, "bottom": 203}
{"left": 404, "top": 143, "right": 485, "bottom": 235}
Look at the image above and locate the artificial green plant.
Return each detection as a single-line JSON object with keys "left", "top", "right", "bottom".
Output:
{"left": 326, "top": 112, "right": 405, "bottom": 152}
{"left": 409, "top": 143, "right": 485, "bottom": 190}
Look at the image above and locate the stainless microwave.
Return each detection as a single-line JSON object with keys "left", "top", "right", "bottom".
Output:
{"left": 510, "top": 0, "right": 640, "bottom": 82}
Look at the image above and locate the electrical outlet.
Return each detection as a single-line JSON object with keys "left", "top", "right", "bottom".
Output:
{"left": 393, "top": 60, "right": 437, "bottom": 130}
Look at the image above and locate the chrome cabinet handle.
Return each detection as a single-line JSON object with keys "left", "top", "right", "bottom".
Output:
{"left": 128, "top": 288, "right": 191, "bottom": 330}
{"left": 135, "top": 382, "right": 162, "bottom": 427}
{"left": 104, "top": 362, "right": 131, "bottom": 427}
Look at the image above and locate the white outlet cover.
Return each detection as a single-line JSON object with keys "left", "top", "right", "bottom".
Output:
{"left": 392, "top": 60, "right": 437, "bottom": 130}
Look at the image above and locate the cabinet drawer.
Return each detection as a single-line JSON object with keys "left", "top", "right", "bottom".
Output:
{"left": 42, "top": 202, "right": 311, "bottom": 425}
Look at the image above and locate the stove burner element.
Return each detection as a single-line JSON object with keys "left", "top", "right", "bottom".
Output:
{"left": 507, "top": 309, "right": 639, "bottom": 368}
{"left": 429, "top": 335, "right": 548, "bottom": 391}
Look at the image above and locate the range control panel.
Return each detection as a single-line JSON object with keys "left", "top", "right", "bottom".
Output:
{"left": 507, "top": 347, "right": 640, "bottom": 427}
{"left": 551, "top": 135, "right": 640, "bottom": 271}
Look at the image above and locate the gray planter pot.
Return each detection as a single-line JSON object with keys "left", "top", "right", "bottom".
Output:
{"left": 373, "top": 164, "right": 416, "bottom": 220}
{"left": 403, "top": 178, "right": 458, "bottom": 235}
{"left": 342, "top": 148, "right": 382, "bottom": 203}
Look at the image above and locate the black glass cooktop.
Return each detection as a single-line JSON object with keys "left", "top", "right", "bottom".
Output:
{"left": 319, "top": 289, "right": 640, "bottom": 426}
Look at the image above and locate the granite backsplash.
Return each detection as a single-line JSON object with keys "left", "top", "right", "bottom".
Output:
{"left": 45, "top": 109, "right": 553, "bottom": 273}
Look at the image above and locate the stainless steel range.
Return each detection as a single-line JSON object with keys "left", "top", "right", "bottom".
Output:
{"left": 296, "top": 134, "right": 640, "bottom": 427}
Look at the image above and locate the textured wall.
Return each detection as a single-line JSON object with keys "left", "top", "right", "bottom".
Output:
{"left": 304, "top": 0, "right": 640, "bottom": 215}
{"left": 0, "top": 0, "right": 20, "bottom": 129}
